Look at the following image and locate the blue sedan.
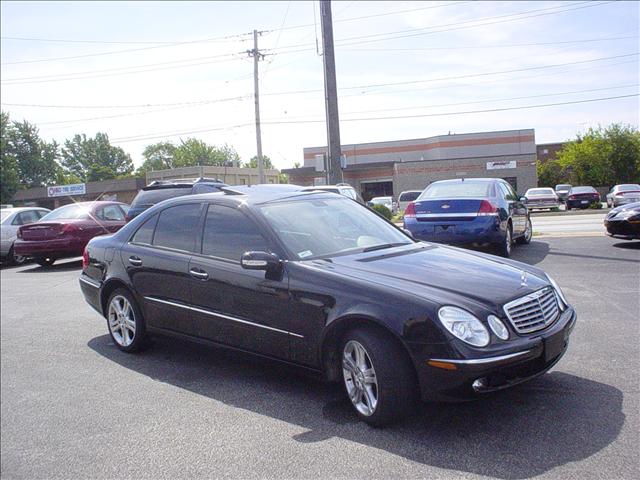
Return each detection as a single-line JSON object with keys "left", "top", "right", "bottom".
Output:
{"left": 403, "top": 178, "right": 532, "bottom": 257}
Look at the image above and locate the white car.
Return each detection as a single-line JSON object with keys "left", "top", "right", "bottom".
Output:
{"left": 369, "top": 196, "right": 397, "bottom": 214}
{"left": 606, "top": 184, "right": 640, "bottom": 208}
{"left": 0, "top": 207, "right": 50, "bottom": 264}
{"left": 397, "top": 190, "right": 422, "bottom": 214}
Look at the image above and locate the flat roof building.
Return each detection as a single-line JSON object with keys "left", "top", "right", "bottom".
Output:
{"left": 283, "top": 129, "right": 538, "bottom": 200}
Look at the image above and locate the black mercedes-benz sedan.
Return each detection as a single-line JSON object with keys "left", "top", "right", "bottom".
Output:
{"left": 604, "top": 201, "right": 640, "bottom": 240}
{"left": 79, "top": 186, "right": 576, "bottom": 426}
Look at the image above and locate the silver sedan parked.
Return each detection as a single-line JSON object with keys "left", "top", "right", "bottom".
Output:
{"left": 606, "top": 184, "right": 640, "bottom": 208}
{"left": 0, "top": 207, "right": 50, "bottom": 264}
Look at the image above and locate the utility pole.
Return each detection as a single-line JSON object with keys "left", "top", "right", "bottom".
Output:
{"left": 247, "top": 29, "right": 266, "bottom": 184}
{"left": 320, "top": 0, "right": 342, "bottom": 185}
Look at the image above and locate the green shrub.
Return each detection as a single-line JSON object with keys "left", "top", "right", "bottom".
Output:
{"left": 391, "top": 212, "right": 404, "bottom": 223}
{"left": 589, "top": 201, "right": 603, "bottom": 209}
{"left": 371, "top": 204, "right": 392, "bottom": 220}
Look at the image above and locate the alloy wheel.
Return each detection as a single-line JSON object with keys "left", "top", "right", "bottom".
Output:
{"left": 108, "top": 295, "right": 136, "bottom": 347}
{"left": 505, "top": 227, "right": 512, "bottom": 254}
{"left": 524, "top": 219, "right": 532, "bottom": 242}
{"left": 342, "top": 340, "right": 378, "bottom": 416}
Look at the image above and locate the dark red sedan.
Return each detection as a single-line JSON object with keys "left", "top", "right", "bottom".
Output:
{"left": 14, "top": 201, "right": 129, "bottom": 267}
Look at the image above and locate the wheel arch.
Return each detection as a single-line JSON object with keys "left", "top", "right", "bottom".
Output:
{"left": 100, "top": 278, "right": 135, "bottom": 316}
{"left": 320, "top": 315, "right": 418, "bottom": 383}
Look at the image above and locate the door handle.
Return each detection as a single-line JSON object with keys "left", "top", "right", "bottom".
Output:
{"left": 128, "top": 256, "right": 142, "bottom": 266}
{"left": 189, "top": 268, "right": 209, "bottom": 280}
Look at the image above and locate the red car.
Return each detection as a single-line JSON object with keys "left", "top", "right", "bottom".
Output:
{"left": 14, "top": 201, "right": 129, "bottom": 267}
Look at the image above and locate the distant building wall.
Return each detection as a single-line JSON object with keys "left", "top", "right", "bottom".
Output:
{"left": 145, "top": 165, "right": 280, "bottom": 186}
{"left": 536, "top": 142, "right": 566, "bottom": 163}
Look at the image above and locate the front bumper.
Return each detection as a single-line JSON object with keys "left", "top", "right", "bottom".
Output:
{"left": 605, "top": 219, "right": 640, "bottom": 240}
{"left": 417, "top": 306, "right": 576, "bottom": 401}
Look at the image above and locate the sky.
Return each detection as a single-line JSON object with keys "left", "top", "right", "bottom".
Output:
{"left": 1, "top": 0, "right": 639, "bottom": 171}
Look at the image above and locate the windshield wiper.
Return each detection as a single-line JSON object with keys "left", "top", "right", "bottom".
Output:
{"left": 361, "top": 242, "right": 409, "bottom": 253}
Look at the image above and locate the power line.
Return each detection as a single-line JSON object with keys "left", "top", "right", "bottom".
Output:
{"left": 107, "top": 93, "right": 638, "bottom": 144}
{"left": 260, "top": 94, "right": 639, "bottom": 124}
{"left": 0, "top": 31, "right": 253, "bottom": 45}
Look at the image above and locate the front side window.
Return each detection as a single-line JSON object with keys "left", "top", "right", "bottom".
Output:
{"left": 201, "top": 205, "right": 270, "bottom": 261}
{"left": 153, "top": 204, "right": 202, "bottom": 252}
{"left": 260, "top": 197, "right": 411, "bottom": 260}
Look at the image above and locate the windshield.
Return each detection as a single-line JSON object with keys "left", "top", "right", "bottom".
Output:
{"left": 617, "top": 184, "right": 640, "bottom": 191}
{"left": 259, "top": 197, "right": 411, "bottom": 260}
{"left": 527, "top": 188, "right": 555, "bottom": 195}
{"left": 40, "top": 204, "right": 91, "bottom": 221}
{"left": 571, "top": 187, "right": 596, "bottom": 194}
{"left": 419, "top": 181, "right": 491, "bottom": 199}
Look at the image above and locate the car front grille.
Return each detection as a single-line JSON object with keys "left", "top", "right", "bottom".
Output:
{"left": 503, "top": 287, "right": 560, "bottom": 334}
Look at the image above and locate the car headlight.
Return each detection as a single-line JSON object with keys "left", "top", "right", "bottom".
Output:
{"left": 546, "top": 274, "right": 568, "bottom": 309}
{"left": 438, "top": 306, "right": 490, "bottom": 347}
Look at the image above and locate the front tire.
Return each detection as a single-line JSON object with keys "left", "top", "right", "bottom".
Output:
{"left": 496, "top": 223, "right": 513, "bottom": 257}
{"left": 35, "top": 257, "right": 56, "bottom": 267}
{"left": 106, "top": 288, "right": 148, "bottom": 353}
{"left": 341, "top": 328, "right": 417, "bottom": 427}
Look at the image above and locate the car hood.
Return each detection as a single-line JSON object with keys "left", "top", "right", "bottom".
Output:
{"left": 312, "top": 243, "right": 549, "bottom": 309}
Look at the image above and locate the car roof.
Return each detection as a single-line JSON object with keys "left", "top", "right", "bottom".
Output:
{"left": 1, "top": 206, "right": 49, "bottom": 213}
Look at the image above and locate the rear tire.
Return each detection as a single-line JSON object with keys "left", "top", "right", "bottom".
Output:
{"left": 340, "top": 327, "right": 417, "bottom": 427}
{"left": 496, "top": 223, "right": 513, "bottom": 257}
{"left": 106, "top": 288, "right": 148, "bottom": 353}
{"left": 516, "top": 217, "right": 532, "bottom": 245}
{"left": 35, "top": 257, "right": 56, "bottom": 267}
{"left": 8, "top": 246, "right": 26, "bottom": 265}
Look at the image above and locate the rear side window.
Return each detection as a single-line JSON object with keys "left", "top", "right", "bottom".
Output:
{"left": 153, "top": 204, "right": 202, "bottom": 252}
{"left": 131, "top": 187, "right": 193, "bottom": 208}
{"left": 399, "top": 191, "right": 420, "bottom": 202}
{"left": 97, "top": 205, "right": 125, "bottom": 221}
{"left": 201, "top": 205, "right": 269, "bottom": 261}
{"left": 131, "top": 213, "right": 158, "bottom": 245}
{"left": 13, "top": 210, "right": 41, "bottom": 225}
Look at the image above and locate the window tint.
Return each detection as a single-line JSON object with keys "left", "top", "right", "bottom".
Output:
{"left": 36, "top": 210, "right": 49, "bottom": 218}
{"left": 130, "top": 186, "right": 193, "bottom": 208}
{"left": 98, "top": 205, "right": 125, "bottom": 221}
{"left": 153, "top": 204, "right": 202, "bottom": 252}
{"left": 192, "top": 183, "right": 222, "bottom": 194}
{"left": 131, "top": 213, "right": 158, "bottom": 245}
{"left": 201, "top": 205, "right": 269, "bottom": 261}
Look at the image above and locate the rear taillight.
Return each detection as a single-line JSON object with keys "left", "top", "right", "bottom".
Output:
{"left": 82, "top": 247, "right": 89, "bottom": 270}
{"left": 16, "top": 228, "right": 23, "bottom": 239}
{"left": 477, "top": 200, "right": 498, "bottom": 216}
{"left": 568, "top": 195, "right": 576, "bottom": 200}
{"left": 404, "top": 202, "right": 416, "bottom": 218}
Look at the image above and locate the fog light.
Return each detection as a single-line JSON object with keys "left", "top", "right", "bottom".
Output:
{"left": 472, "top": 378, "right": 487, "bottom": 391}
{"left": 488, "top": 315, "right": 509, "bottom": 340}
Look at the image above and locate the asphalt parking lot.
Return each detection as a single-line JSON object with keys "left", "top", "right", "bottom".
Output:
{"left": 1, "top": 236, "right": 638, "bottom": 479}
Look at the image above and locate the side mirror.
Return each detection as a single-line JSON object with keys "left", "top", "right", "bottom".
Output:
{"left": 241, "top": 251, "right": 281, "bottom": 271}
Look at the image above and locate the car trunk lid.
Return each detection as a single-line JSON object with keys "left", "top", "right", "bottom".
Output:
{"left": 413, "top": 198, "right": 484, "bottom": 221}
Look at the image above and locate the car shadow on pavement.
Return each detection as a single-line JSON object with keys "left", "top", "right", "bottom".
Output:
{"left": 17, "top": 259, "right": 83, "bottom": 273}
{"left": 88, "top": 334, "right": 625, "bottom": 480}
{"left": 509, "top": 240, "right": 550, "bottom": 266}
{"left": 612, "top": 241, "right": 640, "bottom": 250}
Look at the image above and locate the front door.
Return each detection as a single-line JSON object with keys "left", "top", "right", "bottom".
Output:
{"left": 188, "top": 203, "right": 291, "bottom": 360}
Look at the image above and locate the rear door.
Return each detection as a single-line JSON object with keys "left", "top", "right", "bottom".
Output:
{"left": 188, "top": 203, "right": 291, "bottom": 359}
{"left": 121, "top": 202, "right": 204, "bottom": 336}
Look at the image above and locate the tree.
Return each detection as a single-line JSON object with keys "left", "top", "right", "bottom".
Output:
{"left": 136, "top": 141, "right": 177, "bottom": 175}
{"left": 173, "top": 138, "right": 239, "bottom": 167}
{"left": 1, "top": 112, "right": 19, "bottom": 203}
{"left": 244, "top": 155, "right": 274, "bottom": 169}
{"left": 536, "top": 160, "right": 567, "bottom": 188}
{"left": 61, "top": 133, "right": 134, "bottom": 182}
{"left": 556, "top": 124, "right": 640, "bottom": 186}
{"left": 4, "top": 117, "right": 59, "bottom": 188}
